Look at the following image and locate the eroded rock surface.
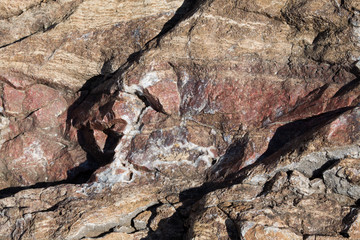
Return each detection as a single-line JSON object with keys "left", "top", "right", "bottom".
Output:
{"left": 0, "top": 0, "right": 359, "bottom": 239}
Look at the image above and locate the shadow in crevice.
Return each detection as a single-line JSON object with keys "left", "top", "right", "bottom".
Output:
{"left": 0, "top": 180, "right": 68, "bottom": 199}
{"left": 332, "top": 76, "right": 360, "bottom": 98}
{"left": 333, "top": 65, "right": 360, "bottom": 99}
{"left": 61, "top": 0, "right": 212, "bottom": 185}
{"left": 0, "top": 0, "right": 212, "bottom": 199}
{"left": 151, "top": 0, "right": 210, "bottom": 46}
{"left": 209, "top": 135, "right": 249, "bottom": 180}
{"left": 225, "top": 218, "right": 240, "bottom": 240}
{"left": 141, "top": 106, "right": 355, "bottom": 239}
{"left": 340, "top": 208, "right": 359, "bottom": 238}
{"left": 257, "top": 106, "right": 354, "bottom": 166}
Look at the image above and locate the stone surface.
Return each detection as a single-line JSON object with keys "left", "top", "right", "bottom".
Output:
{"left": 0, "top": 0, "right": 359, "bottom": 239}
{"left": 324, "top": 158, "right": 360, "bottom": 199}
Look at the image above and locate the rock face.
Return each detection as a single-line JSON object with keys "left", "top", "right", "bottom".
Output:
{"left": 0, "top": 0, "right": 359, "bottom": 239}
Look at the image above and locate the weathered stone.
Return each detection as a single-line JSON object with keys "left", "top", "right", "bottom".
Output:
{"left": 82, "top": 231, "right": 147, "bottom": 240}
{"left": 287, "top": 170, "right": 326, "bottom": 196}
{"left": 0, "top": 0, "right": 184, "bottom": 89}
{"left": 347, "top": 212, "right": 360, "bottom": 239}
{"left": 3, "top": 84, "right": 26, "bottom": 114}
{"left": 23, "top": 84, "right": 61, "bottom": 112}
{"left": 0, "top": 0, "right": 359, "bottom": 239}
{"left": 32, "top": 96, "right": 68, "bottom": 129}
{"left": 149, "top": 204, "right": 177, "bottom": 232}
{"left": 133, "top": 210, "right": 152, "bottom": 230}
{"left": 240, "top": 224, "right": 302, "bottom": 240}
{"left": 187, "top": 206, "right": 233, "bottom": 240}
{"left": 324, "top": 158, "right": 360, "bottom": 199}
{"left": 1, "top": 131, "right": 78, "bottom": 186}
{"left": 144, "top": 79, "right": 180, "bottom": 115}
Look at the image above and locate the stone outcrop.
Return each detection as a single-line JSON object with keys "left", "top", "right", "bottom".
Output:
{"left": 0, "top": 0, "right": 359, "bottom": 239}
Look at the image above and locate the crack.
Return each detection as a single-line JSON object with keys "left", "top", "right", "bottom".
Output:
{"left": 288, "top": 83, "right": 329, "bottom": 114}
{"left": 141, "top": 91, "right": 167, "bottom": 115}
{"left": 186, "top": 11, "right": 202, "bottom": 60}
{"left": 310, "top": 159, "right": 341, "bottom": 180}
{"left": 332, "top": 76, "right": 360, "bottom": 99}
{"left": 208, "top": 105, "right": 356, "bottom": 186}
{"left": 0, "top": 0, "right": 83, "bottom": 50}
{"left": 150, "top": 0, "right": 211, "bottom": 47}
{"left": 85, "top": 228, "right": 115, "bottom": 239}
{"left": 237, "top": 7, "right": 285, "bottom": 23}
{"left": 340, "top": 207, "right": 359, "bottom": 237}
{"left": 0, "top": 33, "right": 36, "bottom": 50}
{"left": 257, "top": 172, "right": 283, "bottom": 197}
{"left": 259, "top": 106, "right": 354, "bottom": 164}
{"left": 217, "top": 206, "right": 241, "bottom": 240}
{"left": 0, "top": 180, "right": 69, "bottom": 200}
{"left": 138, "top": 203, "right": 162, "bottom": 233}
{"left": 1, "top": 131, "right": 26, "bottom": 146}
{"left": 62, "top": 0, "right": 213, "bottom": 187}
{"left": 32, "top": 198, "right": 69, "bottom": 214}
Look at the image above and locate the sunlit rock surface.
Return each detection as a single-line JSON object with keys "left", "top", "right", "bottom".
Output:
{"left": 0, "top": 0, "right": 359, "bottom": 239}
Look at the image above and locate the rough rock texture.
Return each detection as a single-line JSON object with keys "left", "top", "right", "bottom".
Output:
{"left": 0, "top": 0, "right": 359, "bottom": 239}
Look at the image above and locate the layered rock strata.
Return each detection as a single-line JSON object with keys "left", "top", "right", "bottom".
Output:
{"left": 0, "top": 0, "right": 359, "bottom": 239}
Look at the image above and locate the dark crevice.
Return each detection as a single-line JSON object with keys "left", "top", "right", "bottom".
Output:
{"left": 136, "top": 90, "right": 167, "bottom": 115}
{"left": 62, "top": 0, "right": 212, "bottom": 186}
{"left": 32, "top": 198, "right": 69, "bottom": 214}
{"left": 0, "top": 180, "right": 68, "bottom": 199}
{"left": 312, "top": 30, "right": 331, "bottom": 45}
{"left": 2, "top": 132, "right": 25, "bottom": 145}
{"left": 0, "top": 1, "right": 82, "bottom": 50}
{"left": 150, "top": 0, "right": 210, "bottom": 47}
{"left": 42, "top": 2, "right": 81, "bottom": 33}
{"left": 212, "top": 106, "right": 353, "bottom": 183}
{"left": 225, "top": 218, "right": 240, "bottom": 240}
{"left": 340, "top": 208, "right": 358, "bottom": 238}
{"left": 257, "top": 172, "right": 282, "bottom": 197}
{"left": 310, "top": 159, "right": 340, "bottom": 180}
{"left": 303, "top": 235, "right": 310, "bottom": 240}
{"left": 23, "top": 108, "right": 40, "bottom": 119}
{"left": 217, "top": 207, "right": 240, "bottom": 240}
{"left": 332, "top": 76, "right": 360, "bottom": 98}
{"left": 135, "top": 91, "right": 151, "bottom": 108}
{"left": 0, "top": 34, "right": 36, "bottom": 49}
{"left": 141, "top": 106, "right": 355, "bottom": 239}
{"left": 144, "top": 203, "right": 163, "bottom": 233}
{"left": 142, "top": 91, "right": 167, "bottom": 115}
{"left": 258, "top": 106, "right": 354, "bottom": 164}
{"left": 209, "top": 134, "right": 249, "bottom": 180}
{"left": 288, "top": 83, "right": 329, "bottom": 114}
{"left": 88, "top": 228, "right": 115, "bottom": 239}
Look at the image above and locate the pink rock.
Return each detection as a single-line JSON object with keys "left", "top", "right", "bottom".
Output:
{"left": 0, "top": 73, "right": 33, "bottom": 89}
{"left": 33, "top": 97, "right": 68, "bottom": 129}
{"left": 111, "top": 92, "right": 144, "bottom": 122}
{"left": 3, "top": 118, "right": 34, "bottom": 142}
{"left": 144, "top": 80, "right": 180, "bottom": 115}
{"left": 23, "top": 84, "right": 60, "bottom": 112}
{"left": 93, "top": 129, "right": 107, "bottom": 150}
{"left": 141, "top": 108, "right": 167, "bottom": 125}
{"left": 2, "top": 132, "right": 74, "bottom": 185}
{"left": 3, "top": 84, "right": 26, "bottom": 114}
{"left": 58, "top": 111, "right": 78, "bottom": 142}
{"left": 327, "top": 108, "right": 360, "bottom": 144}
